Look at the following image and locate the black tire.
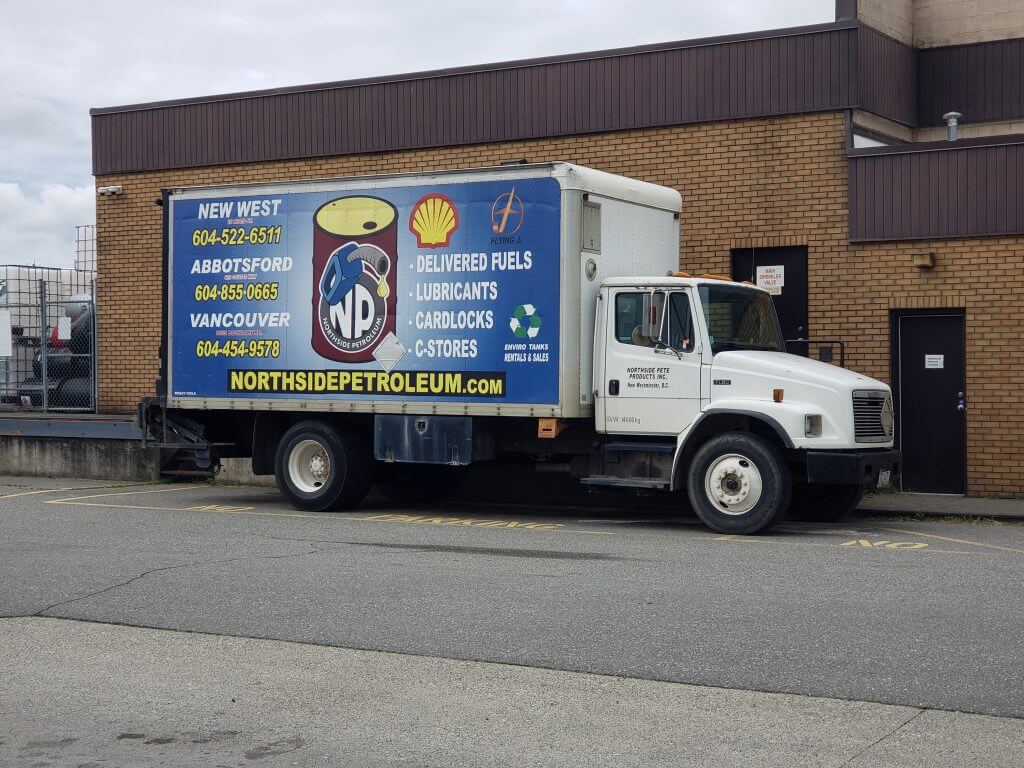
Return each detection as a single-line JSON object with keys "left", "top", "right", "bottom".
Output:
{"left": 376, "top": 463, "right": 463, "bottom": 505}
{"left": 686, "top": 432, "right": 791, "bottom": 535}
{"left": 788, "top": 483, "right": 865, "bottom": 522}
{"left": 274, "top": 420, "right": 371, "bottom": 512}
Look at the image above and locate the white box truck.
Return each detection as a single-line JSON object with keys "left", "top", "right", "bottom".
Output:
{"left": 145, "top": 163, "right": 900, "bottom": 534}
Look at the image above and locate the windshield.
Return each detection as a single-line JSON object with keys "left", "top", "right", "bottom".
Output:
{"left": 699, "top": 284, "right": 784, "bottom": 354}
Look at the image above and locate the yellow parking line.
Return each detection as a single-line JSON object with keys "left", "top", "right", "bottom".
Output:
{"left": 46, "top": 499, "right": 305, "bottom": 516}
{"left": 41, "top": 493, "right": 610, "bottom": 533}
{"left": 0, "top": 484, "right": 137, "bottom": 501}
{"left": 49, "top": 486, "right": 207, "bottom": 502}
{"left": 46, "top": 486, "right": 259, "bottom": 514}
{"left": 874, "top": 526, "right": 1024, "bottom": 555}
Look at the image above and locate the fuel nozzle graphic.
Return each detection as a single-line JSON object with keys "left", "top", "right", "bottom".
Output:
{"left": 319, "top": 243, "right": 391, "bottom": 305}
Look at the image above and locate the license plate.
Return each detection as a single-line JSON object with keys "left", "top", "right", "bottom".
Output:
{"left": 877, "top": 468, "right": 892, "bottom": 488}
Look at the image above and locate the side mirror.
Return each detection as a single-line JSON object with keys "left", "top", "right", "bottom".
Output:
{"left": 641, "top": 291, "right": 666, "bottom": 343}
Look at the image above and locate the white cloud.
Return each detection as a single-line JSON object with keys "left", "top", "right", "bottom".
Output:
{"left": 0, "top": 182, "right": 95, "bottom": 267}
{"left": 0, "top": 1, "right": 829, "bottom": 268}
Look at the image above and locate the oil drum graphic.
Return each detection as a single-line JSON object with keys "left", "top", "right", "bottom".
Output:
{"left": 312, "top": 196, "right": 398, "bottom": 362}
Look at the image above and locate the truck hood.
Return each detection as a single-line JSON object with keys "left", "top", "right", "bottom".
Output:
{"left": 709, "top": 351, "right": 892, "bottom": 449}
{"left": 712, "top": 351, "right": 882, "bottom": 392}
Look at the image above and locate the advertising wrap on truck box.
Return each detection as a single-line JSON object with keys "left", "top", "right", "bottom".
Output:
{"left": 169, "top": 176, "right": 561, "bottom": 406}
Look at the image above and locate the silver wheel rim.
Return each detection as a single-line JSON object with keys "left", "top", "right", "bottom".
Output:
{"left": 288, "top": 438, "right": 331, "bottom": 494}
{"left": 704, "top": 453, "right": 763, "bottom": 516}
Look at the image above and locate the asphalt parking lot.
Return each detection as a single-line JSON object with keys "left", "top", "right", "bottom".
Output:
{"left": 1, "top": 476, "right": 1023, "bottom": 766}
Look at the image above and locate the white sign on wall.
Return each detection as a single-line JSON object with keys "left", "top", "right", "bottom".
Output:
{"left": 925, "top": 354, "right": 944, "bottom": 369}
{"left": 0, "top": 309, "right": 11, "bottom": 358}
{"left": 756, "top": 265, "right": 785, "bottom": 295}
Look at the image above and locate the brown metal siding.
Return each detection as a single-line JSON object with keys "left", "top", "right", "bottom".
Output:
{"left": 91, "top": 25, "right": 862, "bottom": 175}
{"left": 918, "top": 38, "right": 1024, "bottom": 126}
{"left": 857, "top": 25, "right": 916, "bottom": 127}
{"left": 849, "top": 140, "right": 1024, "bottom": 241}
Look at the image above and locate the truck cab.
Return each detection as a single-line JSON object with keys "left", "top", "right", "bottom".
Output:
{"left": 588, "top": 274, "right": 900, "bottom": 533}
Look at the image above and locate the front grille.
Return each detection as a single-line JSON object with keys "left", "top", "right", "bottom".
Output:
{"left": 853, "top": 390, "right": 893, "bottom": 443}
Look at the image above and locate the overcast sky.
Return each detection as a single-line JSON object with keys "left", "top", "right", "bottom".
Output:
{"left": 0, "top": 0, "right": 830, "bottom": 267}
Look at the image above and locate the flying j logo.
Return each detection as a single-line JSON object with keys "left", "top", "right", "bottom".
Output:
{"left": 311, "top": 196, "right": 398, "bottom": 362}
{"left": 491, "top": 188, "right": 524, "bottom": 235}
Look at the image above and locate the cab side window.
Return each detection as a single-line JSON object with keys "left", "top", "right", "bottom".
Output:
{"left": 667, "top": 292, "right": 695, "bottom": 352}
{"left": 614, "top": 292, "right": 653, "bottom": 347}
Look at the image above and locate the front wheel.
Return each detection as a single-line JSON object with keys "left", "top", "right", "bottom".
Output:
{"left": 787, "top": 483, "right": 864, "bottom": 522}
{"left": 274, "top": 420, "right": 371, "bottom": 512}
{"left": 687, "top": 432, "right": 791, "bottom": 535}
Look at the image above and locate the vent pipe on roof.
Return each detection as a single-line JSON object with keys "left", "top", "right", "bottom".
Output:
{"left": 943, "top": 112, "right": 963, "bottom": 141}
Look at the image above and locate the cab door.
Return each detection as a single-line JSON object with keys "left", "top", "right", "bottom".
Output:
{"left": 602, "top": 288, "right": 703, "bottom": 435}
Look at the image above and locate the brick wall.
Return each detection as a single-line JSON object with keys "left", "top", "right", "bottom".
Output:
{"left": 94, "top": 111, "right": 1024, "bottom": 496}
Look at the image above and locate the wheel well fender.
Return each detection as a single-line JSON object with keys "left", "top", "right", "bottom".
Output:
{"left": 251, "top": 412, "right": 288, "bottom": 475}
{"left": 252, "top": 413, "right": 374, "bottom": 475}
{"left": 670, "top": 409, "right": 794, "bottom": 490}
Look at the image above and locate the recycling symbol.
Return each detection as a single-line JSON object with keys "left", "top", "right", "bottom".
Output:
{"left": 509, "top": 304, "right": 542, "bottom": 339}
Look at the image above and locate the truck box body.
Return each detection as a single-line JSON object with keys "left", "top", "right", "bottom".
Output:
{"left": 166, "top": 163, "right": 681, "bottom": 419}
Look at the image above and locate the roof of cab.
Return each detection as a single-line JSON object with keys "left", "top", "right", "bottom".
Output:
{"left": 601, "top": 274, "right": 768, "bottom": 292}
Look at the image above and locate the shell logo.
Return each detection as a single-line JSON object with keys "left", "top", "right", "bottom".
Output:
{"left": 409, "top": 194, "right": 459, "bottom": 248}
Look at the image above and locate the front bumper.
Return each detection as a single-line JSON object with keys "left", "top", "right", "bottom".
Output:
{"left": 805, "top": 449, "right": 902, "bottom": 486}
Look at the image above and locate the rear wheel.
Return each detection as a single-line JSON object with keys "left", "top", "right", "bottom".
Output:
{"left": 274, "top": 421, "right": 371, "bottom": 512}
{"left": 687, "top": 432, "right": 791, "bottom": 535}
{"left": 788, "top": 483, "right": 864, "bottom": 522}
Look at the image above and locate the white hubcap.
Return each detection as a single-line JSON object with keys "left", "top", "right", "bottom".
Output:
{"left": 704, "top": 453, "right": 763, "bottom": 515}
{"left": 288, "top": 438, "right": 331, "bottom": 493}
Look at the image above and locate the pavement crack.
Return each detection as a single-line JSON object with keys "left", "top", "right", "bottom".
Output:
{"left": 31, "top": 543, "right": 322, "bottom": 617}
{"left": 837, "top": 707, "right": 925, "bottom": 767}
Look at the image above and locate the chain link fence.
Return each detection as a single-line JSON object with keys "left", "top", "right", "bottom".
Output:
{"left": 0, "top": 265, "right": 97, "bottom": 412}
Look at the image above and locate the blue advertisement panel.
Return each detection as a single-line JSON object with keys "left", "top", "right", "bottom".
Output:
{"left": 169, "top": 175, "right": 561, "bottom": 405}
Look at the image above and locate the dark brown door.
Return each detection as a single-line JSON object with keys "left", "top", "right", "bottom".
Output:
{"left": 730, "top": 247, "right": 808, "bottom": 354}
{"left": 893, "top": 312, "right": 967, "bottom": 494}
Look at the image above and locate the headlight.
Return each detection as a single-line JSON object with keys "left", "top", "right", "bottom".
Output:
{"left": 804, "top": 414, "right": 822, "bottom": 437}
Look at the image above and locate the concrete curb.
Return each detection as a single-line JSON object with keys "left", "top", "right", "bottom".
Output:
{"left": 858, "top": 494, "right": 1024, "bottom": 521}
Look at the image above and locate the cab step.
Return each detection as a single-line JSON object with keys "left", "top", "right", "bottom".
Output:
{"left": 580, "top": 475, "right": 669, "bottom": 489}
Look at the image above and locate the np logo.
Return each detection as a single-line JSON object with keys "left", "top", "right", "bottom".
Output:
{"left": 312, "top": 196, "right": 398, "bottom": 362}
{"left": 318, "top": 242, "right": 391, "bottom": 355}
